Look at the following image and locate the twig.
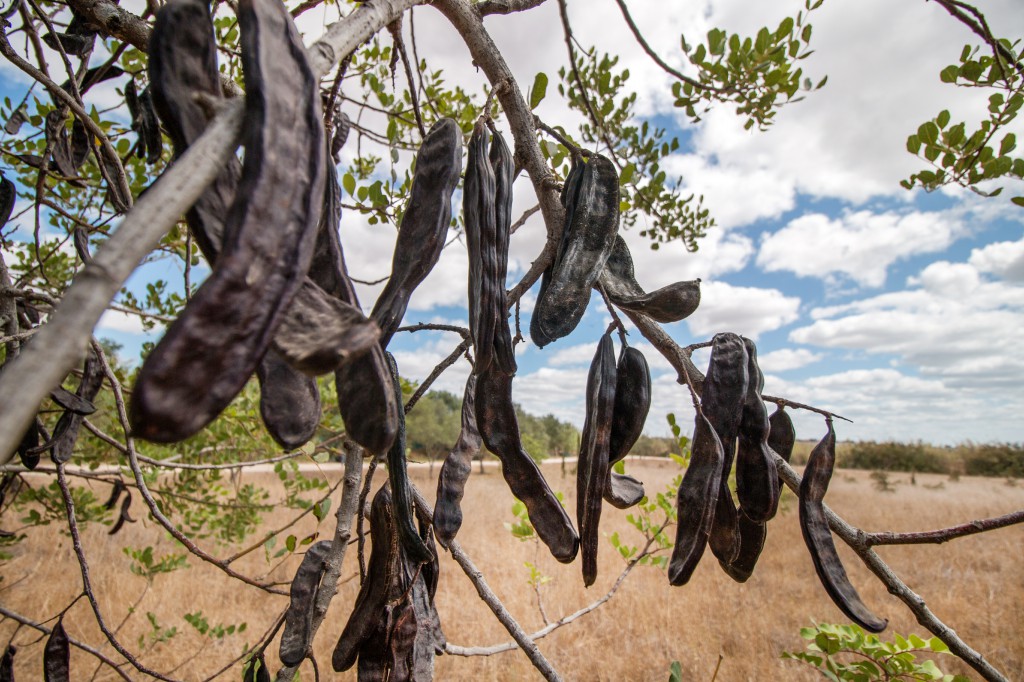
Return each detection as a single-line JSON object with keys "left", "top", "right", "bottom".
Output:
{"left": 0, "top": 604, "right": 134, "bottom": 682}
{"left": 388, "top": 15, "right": 426, "bottom": 137}
{"left": 534, "top": 117, "right": 581, "bottom": 157}
{"left": 410, "top": 485, "right": 563, "bottom": 681}
{"left": 357, "top": 457, "right": 379, "bottom": 583}
{"left": 55, "top": 463, "right": 177, "bottom": 681}
{"left": 863, "top": 509, "right": 1024, "bottom": 547}
{"left": 404, "top": 337, "right": 472, "bottom": 414}
{"left": 397, "top": 322, "right": 470, "bottom": 338}
{"left": 91, "top": 342, "right": 286, "bottom": 595}
{"left": 509, "top": 203, "right": 540, "bottom": 235}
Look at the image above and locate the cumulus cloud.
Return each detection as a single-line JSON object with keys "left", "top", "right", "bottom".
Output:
{"left": 97, "top": 310, "right": 148, "bottom": 335}
{"left": 685, "top": 280, "right": 800, "bottom": 339}
{"left": 757, "top": 209, "right": 968, "bottom": 288}
{"left": 758, "top": 348, "right": 823, "bottom": 372}
{"left": 969, "top": 237, "right": 1024, "bottom": 282}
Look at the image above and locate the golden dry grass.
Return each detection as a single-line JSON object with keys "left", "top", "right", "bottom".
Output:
{"left": 3, "top": 460, "right": 1023, "bottom": 681}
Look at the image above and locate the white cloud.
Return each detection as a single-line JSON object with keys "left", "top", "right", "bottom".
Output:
{"left": 546, "top": 341, "right": 599, "bottom": 367}
{"left": 97, "top": 309, "right": 148, "bottom": 335}
{"left": 685, "top": 280, "right": 800, "bottom": 339}
{"left": 969, "top": 237, "right": 1024, "bottom": 282}
{"left": 758, "top": 348, "right": 822, "bottom": 372}
{"left": 757, "top": 209, "right": 968, "bottom": 288}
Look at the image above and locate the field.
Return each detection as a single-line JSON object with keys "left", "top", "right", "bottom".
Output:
{"left": 3, "top": 458, "right": 1023, "bottom": 680}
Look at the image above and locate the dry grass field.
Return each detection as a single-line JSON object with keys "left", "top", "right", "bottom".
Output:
{"left": 3, "top": 459, "right": 1023, "bottom": 681}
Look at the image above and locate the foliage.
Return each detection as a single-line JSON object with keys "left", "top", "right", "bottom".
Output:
{"left": 842, "top": 442, "right": 950, "bottom": 475}
{"left": 782, "top": 622, "right": 971, "bottom": 681}
{"left": 961, "top": 442, "right": 1024, "bottom": 478}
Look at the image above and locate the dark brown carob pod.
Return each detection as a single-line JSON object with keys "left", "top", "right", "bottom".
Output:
{"left": 489, "top": 127, "right": 517, "bottom": 376}
{"left": 16, "top": 419, "right": 42, "bottom": 470}
{"left": 43, "top": 619, "right": 70, "bottom": 682}
{"left": 255, "top": 348, "right": 321, "bottom": 450}
{"left": 475, "top": 365, "right": 579, "bottom": 563}
{"left": 668, "top": 412, "right": 724, "bottom": 586}
{"left": 734, "top": 337, "right": 779, "bottom": 524}
{"left": 433, "top": 374, "right": 482, "bottom": 548}
{"left": 603, "top": 344, "right": 650, "bottom": 509}
{"left": 720, "top": 512, "right": 766, "bottom": 584}
{"left": 107, "top": 491, "right": 135, "bottom": 535}
{"left": 45, "top": 110, "right": 76, "bottom": 178}
{"left": 370, "top": 118, "right": 462, "bottom": 348}
{"left": 242, "top": 652, "right": 271, "bottom": 682}
{"left": 531, "top": 153, "right": 619, "bottom": 347}
{"left": 103, "top": 480, "right": 126, "bottom": 510}
{"left": 130, "top": 0, "right": 326, "bottom": 442}
{"left": 0, "top": 174, "right": 15, "bottom": 228}
{"left": 464, "top": 120, "right": 499, "bottom": 374}
{"left": 0, "top": 645, "right": 14, "bottom": 682}
{"left": 334, "top": 484, "right": 444, "bottom": 677}
{"left": 602, "top": 236, "right": 701, "bottom": 323}
{"left": 279, "top": 540, "right": 332, "bottom": 667}
{"left": 702, "top": 333, "right": 749, "bottom": 566}
{"left": 800, "top": 419, "right": 888, "bottom": 632}
{"left": 578, "top": 332, "right": 617, "bottom": 586}
{"left": 768, "top": 404, "right": 796, "bottom": 464}
{"left": 385, "top": 352, "right": 434, "bottom": 565}
{"left": 52, "top": 345, "right": 104, "bottom": 464}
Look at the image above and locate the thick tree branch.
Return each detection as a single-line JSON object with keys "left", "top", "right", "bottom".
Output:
{"left": 477, "top": 0, "right": 549, "bottom": 16}
{"left": 863, "top": 509, "right": 1024, "bottom": 547}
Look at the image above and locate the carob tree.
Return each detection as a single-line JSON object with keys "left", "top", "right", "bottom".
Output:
{"left": 0, "top": 1, "right": 1020, "bottom": 681}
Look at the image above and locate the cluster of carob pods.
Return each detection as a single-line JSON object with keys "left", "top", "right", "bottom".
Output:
{"left": 5, "top": 0, "right": 885, "bottom": 679}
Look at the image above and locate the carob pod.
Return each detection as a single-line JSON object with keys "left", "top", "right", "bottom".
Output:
{"left": 107, "top": 490, "right": 135, "bottom": 535}
{"left": 385, "top": 352, "right": 434, "bottom": 564}
{"left": 578, "top": 331, "right": 617, "bottom": 586}
{"left": 334, "top": 484, "right": 444, "bottom": 678}
{"left": 489, "top": 127, "right": 517, "bottom": 375}
{"left": 16, "top": 419, "right": 42, "bottom": 470}
{"left": 0, "top": 645, "right": 13, "bottom": 682}
{"left": 601, "top": 236, "right": 701, "bottom": 323}
{"left": 130, "top": 0, "right": 327, "bottom": 443}
{"left": 531, "top": 153, "right": 619, "bottom": 347}
{"left": 43, "top": 619, "right": 70, "bottom": 682}
{"left": 433, "top": 374, "right": 482, "bottom": 548}
{"left": 255, "top": 349, "right": 321, "bottom": 450}
{"left": 464, "top": 120, "right": 499, "bottom": 373}
{"left": 800, "top": 419, "right": 888, "bottom": 632}
{"left": 45, "top": 110, "right": 76, "bottom": 178}
{"left": 768, "top": 405, "right": 795, "bottom": 463}
{"left": 475, "top": 365, "right": 579, "bottom": 563}
{"left": 667, "top": 412, "right": 724, "bottom": 586}
{"left": 48, "top": 386, "right": 97, "bottom": 415}
{"left": 734, "top": 337, "right": 779, "bottom": 524}
{"left": 103, "top": 479, "right": 126, "bottom": 510}
{"left": 702, "top": 333, "right": 749, "bottom": 567}
{"left": 149, "top": 0, "right": 376, "bottom": 379}
{"left": 242, "top": 652, "right": 271, "bottom": 682}
{"left": 720, "top": 512, "right": 766, "bottom": 584}
{"left": 52, "top": 345, "right": 104, "bottom": 464}
{"left": 604, "top": 344, "right": 650, "bottom": 509}
{"left": 370, "top": 117, "right": 462, "bottom": 348}
{"left": 1, "top": 174, "right": 15, "bottom": 227}
{"left": 41, "top": 10, "right": 96, "bottom": 57}
{"left": 279, "top": 540, "right": 332, "bottom": 667}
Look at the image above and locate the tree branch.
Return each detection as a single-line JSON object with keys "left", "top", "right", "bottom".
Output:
{"left": 863, "top": 509, "right": 1024, "bottom": 547}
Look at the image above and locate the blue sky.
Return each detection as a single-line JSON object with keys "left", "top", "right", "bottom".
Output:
{"left": 3, "top": 0, "right": 1022, "bottom": 445}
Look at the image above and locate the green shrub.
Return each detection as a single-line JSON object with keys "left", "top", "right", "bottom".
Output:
{"left": 840, "top": 441, "right": 948, "bottom": 474}
{"left": 961, "top": 443, "right": 1024, "bottom": 478}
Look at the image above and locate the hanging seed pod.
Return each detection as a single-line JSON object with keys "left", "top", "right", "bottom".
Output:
{"left": 734, "top": 338, "right": 779, "bottom": 524}
{"left": 464, "top": 120, "right": 499, "bottom": 373}
{"left": 800, "top": 419, "right": 888, "bottom": 632}
{"left": 385, "top": 352, "right": 433, "bottom": 564}
{"left": 370, "top": 118, "right": 462, "bottom": 348}
{"left": 0, "top": 174, "right": 15, "bottom": 228}
{"left": 103, "top": 480, "right": 126, "bottom": 510}
{"left": 0, "top": 645, "right": 14, "bottom": 682}
{"left": 604, "top": 344, "right": 650, "bottom": 509}
{"left": 255, "top": 349, "right": 321, "bottom": 450}
{"left": 475, "top": 365, "right": 579, "bottom": 563}
{"left": 4, "top": 107, "right": 27, "bottom": 135}
{"left": 107, "top": 491, "right": 135, "bottom": 535}
{"left": 489, "top": 127, "right": 517, "bottom": 376}
{"left": 43, "top": 619, "right": 70, "bottom": 682}
{"left": 668, "top": 412, "right": 724, "bottom": 586}
{"left": 578, "top": 331, "right": 617, "bottom": 586}
{"left": 768, "top": 405, "right": 795, "bottom": 464}
{"left": 330, "top": 112, "right": 350, "bottom": 162}
{"left": 16, "top": 419, "right": 42, "bottom": 470}
{"left": 702, "top": 333, "right": 749, "bottom": 567}
{"left": 531, "top": 153, "right": 619, "bottom": 347}
{"left": 45, "top": 110, "right": 76, "bottom": 178}
{"left": 51, "top": 345, "right": 104, "bottom": 464}
{"left": 602, "top": 236, "right": 701, "bottom": 323}
{"left": 131, "top": 0, "right": 327, "bottom": 443}
{"left": 433, "top": 374, "right": 482, "bottom": 548}
{"left": 279, "top": 540, "right": 332, "bottom": 667}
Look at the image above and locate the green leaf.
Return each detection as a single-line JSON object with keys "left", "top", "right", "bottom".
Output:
{"left": 939, "top": 65, "right": 959, "bottom": 83}
{"left": 285, "top": 534, "right": 297, "bottom": 552}
{"left": 343, "top": 173, "right": 355, "bottom": 195}
{"left": 1011, "top": 196, "right": 1024, "bottom": 207}
{"left": 936, "top": 110, "right": 950, "bottom": 129}
{"left": 999, "top": 132, "right": 1016, "bottom": 155}
{"left": 529, "top": 72, "right": 548, "bottom": 110}
{"left": 619, "top": 162, "right": 635, "bottom": 186}
{"left": 906, "top": 134, "right": 921, "bottom": 155}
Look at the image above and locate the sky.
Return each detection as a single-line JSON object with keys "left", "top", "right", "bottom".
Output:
{"left": 3, "top": 0, "right": 1023, "bottom": 446}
